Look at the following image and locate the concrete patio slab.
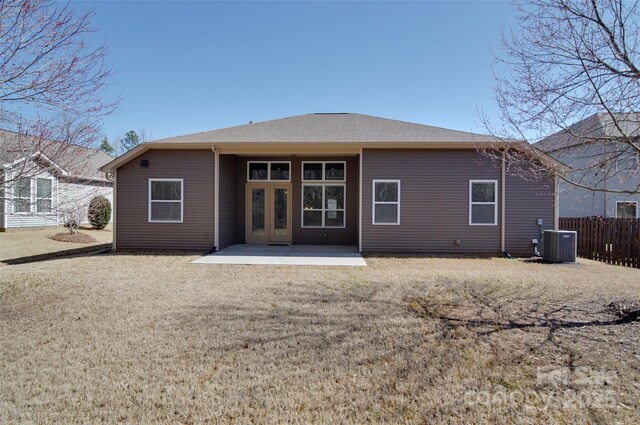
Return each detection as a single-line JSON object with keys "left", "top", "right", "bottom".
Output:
{"left": 191, "top": 244, "right": 367, "bottom": 266}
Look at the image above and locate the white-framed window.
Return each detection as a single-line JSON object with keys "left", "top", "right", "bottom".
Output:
{"left": 616, "top": 201, "right": 638, "bottom": 218}
{"left": 36, "top": 178, "right": 53, "bottom": 213}
{"left": 302, "top": 184, "right": 345, "bottom": 227}
{"left": 247, "top": 161, "right": 291, "bottom": 181}
{"left": 372, "top": 180, "right": 400, "bottom": 225}
{"left": 148, "top": 179, "right": 183, "bottom": 223}
{"left": 302, "top": 161, "right": 346, "bottom": 182}
{"left": 469, "top": 180, "right": 498, "bottom": 226}
{"left": 12, "top": 177, "right": 32, "bottom": 213}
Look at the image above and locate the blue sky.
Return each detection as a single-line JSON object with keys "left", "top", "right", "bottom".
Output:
{"left": 77, "top": 1, "right": 517, "bottom": 144}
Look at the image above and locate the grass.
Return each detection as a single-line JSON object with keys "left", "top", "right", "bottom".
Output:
{"left": 0, "top": 249, "right": 638, "bottom": 423}
{"left": 0, "top": 226, "right": 112, "bottom": 262}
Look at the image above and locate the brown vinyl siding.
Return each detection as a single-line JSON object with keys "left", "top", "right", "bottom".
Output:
{"left": 113, "top": 147, "right": 554, "bottom": 253}
{"left": 236, "top": 160, "right": 246, "bottom": 244}
{"left": 236, "top": 156, "right": 358, "bottom": 245}
{"left": 116, "top": 149, "right": 215, "bottom": 250}
{"left": 362, "top": 149, "right": 502, "bottom": 253}
{"left": 504, "top": 170, "right": 555, "bottom": 255}
{"left": 218, "top": 154, "right": 238, "bottom": 249}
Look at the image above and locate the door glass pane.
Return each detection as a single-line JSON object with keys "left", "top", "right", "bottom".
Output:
{"left": 303, "top": 163, "right": 323, "bottom": 181}
{"left": 248, "top": 163, "right": 268, "bottom": 180}
{"left": 325, "top": 163, "right": 345, "bottom": 180}
{"left": 273, "top": 188, "right": 287, "bottom": 235}
{"left": 270, "top": 163, "right": 290, "bottom": 181}
{"left": 375, "top": 182, "right": 398, "bottom": 202}
{"left": 252, "top": 188, "right": 265, "bottom": 236}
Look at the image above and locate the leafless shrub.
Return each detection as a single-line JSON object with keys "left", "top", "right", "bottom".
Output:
{"left": 60, "top": 208, "right": 83, "bottom": 235}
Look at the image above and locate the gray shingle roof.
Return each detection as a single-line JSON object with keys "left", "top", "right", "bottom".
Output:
{"left": 0, "top": 129, "right": 113, "bottom": 181}
{"left": 149, "top": 113, "right": 498, "bottom": 144}
{"left": 535, "top": 112, "right": 640, "bottom": 152}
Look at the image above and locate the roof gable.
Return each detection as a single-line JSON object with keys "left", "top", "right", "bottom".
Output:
{"left": 535, "top": 112, "right": 640, "bottom": 152}
{"left": 0, "top": 129, "right": 113, "bottom": 181}
{"left": 151, "top": 113, "right": 498, "bottom": 144}
{"left": 6, "top": 151, "right": 70, "bottom": 176}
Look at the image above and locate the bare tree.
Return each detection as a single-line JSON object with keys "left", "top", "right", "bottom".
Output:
{"left": 0, "top": 0, "right": 117, "bottom": 184}
{"left": 481, "top": 0, "right": 640, "bottom": 195}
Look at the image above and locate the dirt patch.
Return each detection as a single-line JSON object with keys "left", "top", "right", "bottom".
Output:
{"left": 49, "top": 232, "right": 97, "bottom": 244}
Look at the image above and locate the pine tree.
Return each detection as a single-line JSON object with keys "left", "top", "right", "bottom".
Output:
{"left": 99, "top": 137, "right": 115, "bottom": 157}
{"left": 120, "top": 130, "right": 140, "bottom": 153}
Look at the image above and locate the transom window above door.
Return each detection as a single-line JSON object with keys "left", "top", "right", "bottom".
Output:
{"left": 247, "top": 162, "right": 291, "bottom": 181}
{"left": 302, "top": 161, "right": 346, "bottom": 181}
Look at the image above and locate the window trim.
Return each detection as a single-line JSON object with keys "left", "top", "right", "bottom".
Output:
{"left": 12, "top": 176, "right": 33, "bottom": 214}
{"left": 148, "top": 178, "right": 184, "bottom": 223}
{"left": 469, "top": 179, "right": 498, "bottom": 226}
{"left": 615, "top": 200, "right": 638, "bottom": 218}
{"left": 35, "top": 177, "right": 54, "bottom": 214}
{"left": 301, "top": 183, "right": 346, "bottom": 228}
{"left": 372, "top": 179, "right": 401, "bottom": 225}
{"left": 247, "top": 161, "right": 292, "bottom": 182}
{"left": 301, "top": 161, "right": 347, "bottom": 182}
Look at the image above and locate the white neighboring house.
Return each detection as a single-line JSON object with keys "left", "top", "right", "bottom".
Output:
{"left": 0, "top": 129, "right": 113, "bottom": 231}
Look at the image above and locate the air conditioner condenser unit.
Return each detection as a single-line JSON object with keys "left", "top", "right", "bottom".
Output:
{"left": 543, "top": 230, "right": 577, "bottom": 263}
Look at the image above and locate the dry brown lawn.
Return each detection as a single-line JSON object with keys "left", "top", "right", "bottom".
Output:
{"left": 0, "top": 226, "right": 112, "bottom": 262}
{"left": 0, "top": 250, "right": 639, "bottom": 424}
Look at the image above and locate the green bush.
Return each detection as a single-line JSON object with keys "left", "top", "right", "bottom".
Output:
{"left": 88, "top": 196, "right": 111, "bottom": 230}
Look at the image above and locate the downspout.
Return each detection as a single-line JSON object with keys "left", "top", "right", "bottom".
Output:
{"left": 500, "top": 150, "right": 506, "bottom": 254}
{"left": 213, "top": 146, "right": 219, "bottom": 251}
{"left": 358, "top": 148, "right": 363, "bottom": 253}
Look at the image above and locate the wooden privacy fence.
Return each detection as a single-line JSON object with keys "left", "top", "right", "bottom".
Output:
{"left": 560, "top": 217, "right": 640, "bottom": 268}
